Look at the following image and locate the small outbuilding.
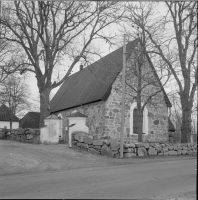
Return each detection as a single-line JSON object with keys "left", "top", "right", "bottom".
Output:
{"left": 20, "top": 112, "right": 40, "bottom": 129}
{"left": 0, "top": 104, "right": 19, "bottom": 129}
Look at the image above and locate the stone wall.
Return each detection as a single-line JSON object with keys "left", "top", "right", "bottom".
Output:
{"left": 0, "top": 128, "right": 40, "bottom": 144}
{"left": 58, "top": 101, "right": 106, "bottom": 139}
{"left": 104, "top": 85, "right": 169, "bottom": 142}
{"left": 71, "top": 132, "right": 197, "bottom": 158}
{"left": 146, "top": 103, "right": 169, "bottom": 142}
{"left": 104, "top": 53, "right": 169, "bottom": 142}
{"left": 104, "top": 86, "right": 126, "bottom": 139}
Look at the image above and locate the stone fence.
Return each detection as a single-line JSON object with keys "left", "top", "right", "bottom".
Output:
{"left": 0, "top": 128, "right": 40, "bottom": 144}
{"left": 72, "top": 132, "right": 197, "bottom": 158}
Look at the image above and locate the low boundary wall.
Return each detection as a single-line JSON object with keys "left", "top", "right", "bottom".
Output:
{"left": 0, "top": 128, "right": 40, "bottom": 144}
{"left": 72, "top": 132, "right": 197, "bottom": 158}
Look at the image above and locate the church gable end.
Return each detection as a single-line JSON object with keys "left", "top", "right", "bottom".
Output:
{"left": 104, "top": 47, "right": 169, "bottom": 142}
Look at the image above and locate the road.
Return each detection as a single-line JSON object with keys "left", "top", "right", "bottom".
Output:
{"left": 0, "top": 159, "right": 196, "bottom": 199}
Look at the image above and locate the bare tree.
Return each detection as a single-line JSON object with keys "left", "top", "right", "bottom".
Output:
{"left": 117, "top": 3, "right": 171, "bottom": 142}
{"left": 123, "top": 2, "right": 197, "bottom": 143}
{"left": 0, "top": 2, "right": 26, "bottom": 84}
{"left": 0, "top": 39, "right": 10, "bottom": 84}
{"left": 0, "top": 75, "right": 30, "bottom": 128}
{"left": 169, "top": 94, "right": 182, "bottom": 142}
{"left": 0, "top": 43, "right": 25, "bottom": 84}
{"left": 169, "top": 90, "right": 197, "bottom": 143}
{"left": 29, "top": 89, "right": 56, "bottom": 113}
{"left": 0, "top": 1, "right": 124, "bottom": 127}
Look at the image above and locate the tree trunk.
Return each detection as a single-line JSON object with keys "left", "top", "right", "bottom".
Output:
{"left": 181, "top": 105, "right": 192, "bottom": 143}
{"left": 9, "top": 110, "right": 12, "bottom": 129}
{"left": 9, "top": 119, "right": 12, "bottom": 129}
{"left": 137, "top": 110, "right": 143, "bottom": 142}
{"left": 39, "top": 88, "right": 51, "bottom": 128}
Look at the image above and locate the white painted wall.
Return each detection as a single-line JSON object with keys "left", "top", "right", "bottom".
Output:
{"left": 67, "top": 117, "right": 89, "bottom": 147}
{"left": 57, "top": 113, "right": 63, "bottom": 138}
{"left": 40, "top": 127, "right": 49, "bottom": 143}
{"left": 0, "top": 121, "right": 19, "bottom": 129}
{"left": 40, "top": 119, "right": 62, "bottom": 144}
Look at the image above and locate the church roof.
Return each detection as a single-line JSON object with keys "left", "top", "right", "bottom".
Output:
{"left": 50, "top": 39, "right": 171, "bottom": 113}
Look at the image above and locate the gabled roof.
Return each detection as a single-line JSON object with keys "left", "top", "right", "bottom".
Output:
{"left": 45, "top": 114, "right": 60, "bottom": 119}
{"left": 50, "top": 39, "right": 139, "bottom": 113}
{"left": 19, "top": 112, "right": 40, "bottom": 129}
{"left": 68, "top": 112, "right": 87, "bottom": 118}
{"left": 50, "top": 39, "right": 171, "bottom": 113}
{"left": 0, "top": 104, "right": 19, "bottom": 122}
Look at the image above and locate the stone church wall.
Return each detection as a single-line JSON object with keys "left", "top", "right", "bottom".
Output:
{"left": 146, "top": 103, "right": 169, "bottom": 142}
{"left": 104, "top": 53, "right": 169, "bottom": 142}
{"left": 58, "top": 101, "right": 106, "bottom": 140}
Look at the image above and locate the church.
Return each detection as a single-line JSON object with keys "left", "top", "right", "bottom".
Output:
{"left": 50, "top": 39, "right": 174, "bottom": 142}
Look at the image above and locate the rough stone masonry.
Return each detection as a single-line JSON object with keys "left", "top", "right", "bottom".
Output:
{"left": 71, "top": 132, "right": 197, "bottom": 158}
{"left": 0, "top": 128, "right": 40, "bottom": 144}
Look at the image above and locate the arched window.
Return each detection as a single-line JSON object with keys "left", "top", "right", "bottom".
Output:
{"left": 130, "top": 102, "right": 148, "bottom": 135}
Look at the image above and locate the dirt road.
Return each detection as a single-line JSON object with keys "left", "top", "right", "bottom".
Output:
{"left": 0, "top": 159, "right": 196, "bottom": 199}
